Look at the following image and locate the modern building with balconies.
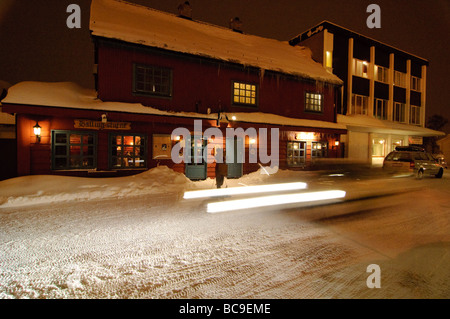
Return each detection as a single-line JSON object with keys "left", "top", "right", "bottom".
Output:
{"left": 290, "top": 21, "right": 444, "bottom": 165}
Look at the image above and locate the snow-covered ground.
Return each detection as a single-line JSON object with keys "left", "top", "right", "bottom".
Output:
{"left": 0, "top": 166, "right": 449, "bottom": 299}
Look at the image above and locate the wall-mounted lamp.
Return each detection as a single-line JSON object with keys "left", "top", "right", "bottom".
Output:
{"left": 33, "top": 122, "right": 41, "bottom": 143}
{"left": 334, "top": 141, "right": 340, "bottom": 146}
{"left": 101, "top": 113, "right": 107, "bottom": 123}
{"left": 231, "top": 115, "right": 237, "bottom": 121}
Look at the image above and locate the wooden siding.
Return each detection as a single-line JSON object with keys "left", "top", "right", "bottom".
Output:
{"left": 8, "top": 108, "right": 344, "bottom": 179}
{"left": 96, "top": 40, "right": 338, "bottom": 123}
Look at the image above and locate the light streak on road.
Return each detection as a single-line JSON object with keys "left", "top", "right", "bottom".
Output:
{"left": 183, "top": 182, "right": 308, "bottom": 199}
{"left": 207, "top": 190, "right": 346, "bottom": 213}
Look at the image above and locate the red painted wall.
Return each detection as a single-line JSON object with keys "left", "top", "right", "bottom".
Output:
{"left": 96, "top": 41, "right": 338, "bottom": 123}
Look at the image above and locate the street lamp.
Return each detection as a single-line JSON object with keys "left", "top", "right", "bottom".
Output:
{"left": 33, "top": 122, "right": 41, "bottom": 143}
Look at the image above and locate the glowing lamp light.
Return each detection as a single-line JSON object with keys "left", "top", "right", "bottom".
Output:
{"left": 183, "top": 182, "right": 308, "bottom": 199}
{"left": 33, "top": 122, "right": 42, "bottom": 142}
{"left": 231, "top": 116, "right": 237, "bottom": 121}
{"left": 249, "top": 138, "right": 257, "bottom": 144}
{"left": 295, "top": 132, "right": 315, "bottom": 141}
{"left": 206, "top": 190, "right": 346, "bottom": 213}
{"left": 335, "top": 141, "right": 340, "bottom": 146}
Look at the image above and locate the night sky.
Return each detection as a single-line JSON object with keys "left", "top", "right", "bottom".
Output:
{"left": 1, "top": 0, "right": 449, "bottom": 132}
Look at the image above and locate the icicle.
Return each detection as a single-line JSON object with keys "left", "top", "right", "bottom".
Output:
{"left": 315, "top": 79, "right": 325, "bottom": 93}
{"left": 259, "top": 68, "right": 265, "bottom": 86}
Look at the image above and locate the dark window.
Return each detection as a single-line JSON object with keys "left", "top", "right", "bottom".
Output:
{"left": 133, "top": 64, "right": 172, "bottom": 97}
{"left": 110, "top": 134, "right": 147, "bottom": 169}
{"left": 374, "top": 99, "right": 388, "bottom": 120}
{"left": 52, "top": 131, "right": 97, "bottom": 170}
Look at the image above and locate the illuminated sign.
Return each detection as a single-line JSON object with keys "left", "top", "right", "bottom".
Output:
{"left": 74, "top": 120, "right": 131, "bottom": 130}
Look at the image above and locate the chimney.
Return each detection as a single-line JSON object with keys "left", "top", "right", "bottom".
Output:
{"left": 229, "top": 17, "right": 243, "bottom": 33}
{"left": 178, "top": 1, "right": 193, "bottom": 20}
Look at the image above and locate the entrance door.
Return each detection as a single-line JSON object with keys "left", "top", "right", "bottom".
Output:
{"left": 185, "top": 136, "right": 207, "bottom": 180}
{"left": 226, "top": 136, "right": 243, "bottom": 178}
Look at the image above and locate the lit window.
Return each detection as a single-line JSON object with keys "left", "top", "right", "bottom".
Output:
{"left": 133, "top": 64, "right": 172, "bottom": 97}
{"left": 312, "top": 142, "right": 328, "bottom": 158}
{"left": 52, "top": 131, "right": 97, "bottom": 170}
{"left": 287, "top": 141, "right": 306, "bottom": 166}
{"left": 372, "top": 138, "right": 386, "bottom": 157}
{"left": 392, "top": 138, "right": 403, "bottom": 151}
{"left": 233, "top": 81, "right": 257, "bottom": 106}
{"left": 353, "top": 59, "right": 369, "bottom": 78}
{"left": 110, "top": 134, "right": 147, "bottom": 169}
{"left": 305, "top": 92, "right": 323, "bottom": 112}
{"left": 325, "top": 51, "right": 333, "bottom": 69}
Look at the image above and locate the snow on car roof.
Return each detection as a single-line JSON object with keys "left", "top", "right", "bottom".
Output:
{"left": 89, "top": 0, "right": 343, "bottom": 85}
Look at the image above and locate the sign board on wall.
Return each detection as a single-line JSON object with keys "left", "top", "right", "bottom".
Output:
{"left": 74, "top": 120, "right": 131, "bottom": 130}
{"left": 408, "top": 136, "right": 423, "bottom": 145}
{"left": 152, "top": 134, "right": 172, "bottom": 159}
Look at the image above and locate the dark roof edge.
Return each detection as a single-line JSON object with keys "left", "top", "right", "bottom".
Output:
{"left": 289, "top": 20, "right": 429, "bottom": 65}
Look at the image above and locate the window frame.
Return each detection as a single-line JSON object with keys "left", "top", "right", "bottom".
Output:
{"left": 287, "top": 141, "right": 307, "bottom": 167}
{"left": 372, "top": 138, "right": 386, "bottom": 157}
{"left": 51, "top": 130, "right": 97, "bottom": 170}
{"left": 375, "top": 65, "right": 389, "bottom": 83}
{"left": 374, "top": 98, "right": 388, "bottom": 120}
{"left": 352, "top": 58, "right": 369, "bottom": 79}
{"left": 350, "top": 94, "right": 369, "bottom": 115}
{"left": 132, "top": 63, "right": 173, "bottom": 98}
{"left": 394, "top": 70, "right": 407, "bottom": 88}
{"left": 393, "top": 102, "right": 407, "bottom": 123}
{"left": 304, "top": 92, "right": 323, "bottom": 113}
{"left": 109, "top": 133, "right": 148, "bottom": 169}
{"left": 411, "top": 76, "right": 422, "bottom": 92}
{"left": 311, "top": 142, "right": 328, "bottom": 158}
{"left": 410, "top": 105, "right": 421, "bottom": 125}
{"left": 231, "top": 81, "right": 258, "bottom": 107}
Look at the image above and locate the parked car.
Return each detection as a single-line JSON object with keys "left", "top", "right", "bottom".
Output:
{"left": 383, "top": 146, "right": 444, "bottom": 179}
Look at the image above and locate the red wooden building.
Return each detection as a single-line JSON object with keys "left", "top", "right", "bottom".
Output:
{"left": 1, "top": 0, "right": 346, "bottom": 180}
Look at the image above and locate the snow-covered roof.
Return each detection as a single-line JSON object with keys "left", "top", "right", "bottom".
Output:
{"left": 89, "top": 0, "right": 342, "bottom": 85}
{"left": 1, "top": 81, "right": 346, "bottom": 131}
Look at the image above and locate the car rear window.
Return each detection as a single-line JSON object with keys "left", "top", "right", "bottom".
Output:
{"left": 413, "top": 152, "right": 429, "bottom": 160}
{"left": 388, "top": 152, "right": 412, "bottom": 162}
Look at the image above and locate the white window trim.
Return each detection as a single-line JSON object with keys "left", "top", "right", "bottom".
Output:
{"left": 352, "top": 58, "right": 369, "bottom": 79}
{"left": 350, "top": 94, "right": 369, "bottom": 115}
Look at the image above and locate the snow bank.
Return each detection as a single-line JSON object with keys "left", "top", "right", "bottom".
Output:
{"left": 0, "top": 164, "right": 311, "bottom": 209}
{"left": 0, "top": 166, "right": 193, "bottom": 208}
